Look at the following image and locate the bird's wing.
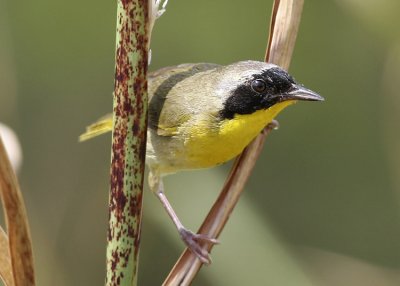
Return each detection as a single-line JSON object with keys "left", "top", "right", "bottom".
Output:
{"left": 79, "top": 63, "right": 220, "bottom": 140}
{"left": 148, "top": 63, "right": 220, "bottom": 137}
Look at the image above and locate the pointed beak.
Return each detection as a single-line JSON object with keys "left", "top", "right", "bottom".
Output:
{"left": 281, "top": 85, "right": 324, "bottom": 102}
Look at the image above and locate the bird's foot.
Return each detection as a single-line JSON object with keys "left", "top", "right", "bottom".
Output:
{"left": 268, "top": 119, "right": 279, "bottom": 130}
{"left": 263, "top": 119, "right": 279, "bottom": 134}
{"left": 179, "top": 228, "right": 219, "bottom": 264}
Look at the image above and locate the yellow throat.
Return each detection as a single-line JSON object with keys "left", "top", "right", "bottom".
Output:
{"left": 184, "top": 100, "right": 296, "bottom": 168}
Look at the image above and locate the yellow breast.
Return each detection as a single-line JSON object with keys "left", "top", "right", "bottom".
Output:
{"left": 184, "top": 100, "right": 296, "bottom": 169}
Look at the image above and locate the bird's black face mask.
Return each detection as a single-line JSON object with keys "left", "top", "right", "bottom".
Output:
{"left": 220, "top": 67, "right": 323, "bottom": 119}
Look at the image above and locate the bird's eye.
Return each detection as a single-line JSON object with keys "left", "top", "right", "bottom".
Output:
{"left": 251, "top": 79, "right": 267, "bottom": 93}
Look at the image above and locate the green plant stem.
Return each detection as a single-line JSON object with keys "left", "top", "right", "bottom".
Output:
{"left": 106, "top": 0, "right": 148, "bottom": 285}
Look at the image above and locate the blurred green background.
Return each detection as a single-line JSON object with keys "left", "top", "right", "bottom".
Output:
{"left": 2, "top": 0, "right": 400, "bottom": 285}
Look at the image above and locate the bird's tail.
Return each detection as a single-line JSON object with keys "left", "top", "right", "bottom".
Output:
{"left": 79, "top": 114, "right": 113, "bottom": 142}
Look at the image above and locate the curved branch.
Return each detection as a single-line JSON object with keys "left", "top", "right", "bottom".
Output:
{"left": 163, "top": 0, "right": 304, "bottom": 284}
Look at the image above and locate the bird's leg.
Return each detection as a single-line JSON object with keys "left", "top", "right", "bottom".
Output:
{"left": 148, "top": 171, "right": 219, "bottom": 264}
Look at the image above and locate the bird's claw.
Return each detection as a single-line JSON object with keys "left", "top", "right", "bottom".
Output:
{"left": 268, "top": 119, "right": 279, "bottom": 130}
{"left": 179, "top": 228, "right": 219, "bottom": 264}
{"left": 262, "top": 119, "right": 279, "bottom": 134}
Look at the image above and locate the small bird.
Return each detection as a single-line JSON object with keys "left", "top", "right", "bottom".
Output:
{"left": 80, "top": 60, "right": 323, "bottom": 263}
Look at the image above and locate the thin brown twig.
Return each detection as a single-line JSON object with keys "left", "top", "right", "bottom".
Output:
{"left": 0, "top": 227, "right": 14, "bottom": 286}
{"left": 163, "top": 0, "right": 304, "bottom": 285}
{"left": 0, "top": 137, "right": 35, "bottom": 286}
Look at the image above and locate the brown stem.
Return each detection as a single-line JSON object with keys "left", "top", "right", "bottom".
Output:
{"left": 163, "top": 0, "right": 304, "bottom": 285}
{"left": 0, "top": 228, "right": 14, "bottom": 286}
{"left": 0, "top": 137, "right": 35, "bottom": 285}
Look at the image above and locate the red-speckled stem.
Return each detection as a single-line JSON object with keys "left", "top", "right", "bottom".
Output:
{"left": 106, "top": 0, "right": 148, "bottom": 285}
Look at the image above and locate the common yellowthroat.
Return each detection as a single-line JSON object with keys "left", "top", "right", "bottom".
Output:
{"left": 80, "top": 60, "right": 323, "bottom": 263}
